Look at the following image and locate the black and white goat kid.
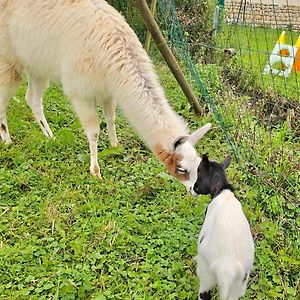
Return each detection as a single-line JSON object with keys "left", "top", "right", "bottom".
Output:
{"left": 193, "top": 154, "right": 254, "bottom": 300}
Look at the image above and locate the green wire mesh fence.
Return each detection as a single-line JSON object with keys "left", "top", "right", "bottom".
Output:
{"left": 222, "top": 0, "right": 300, "bottom": 99}
{"left": 154, "top": 0, "right": 299, "bottom": 201}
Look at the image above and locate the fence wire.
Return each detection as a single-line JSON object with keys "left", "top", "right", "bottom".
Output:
{"left": 221, "top": 0, "right": 300, "bottom": 101}
{"left": 154, "top": 0, "right": 299, "bottom": 201}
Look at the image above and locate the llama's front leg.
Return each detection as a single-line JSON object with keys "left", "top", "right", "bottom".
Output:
{"left": 72, "top": 98, "right": 101, "bottom": 179}
{"left": 25, "top": 76, "right": 53, "bottom": 138}
{"left": 103, "top": 99, "right": 118, "bottom": 147}
{"left": 87, "top": 125, "right": 101, "bottom": 179}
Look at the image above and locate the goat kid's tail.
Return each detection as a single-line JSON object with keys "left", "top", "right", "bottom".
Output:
{"left": 210, "top": 257, "right": 244, "bottom": 300}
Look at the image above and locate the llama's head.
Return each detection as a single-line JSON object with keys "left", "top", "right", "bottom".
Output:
{"left": 192, "top": 153, "right": 232, "bottom": 197}
{"left": 154, "top": 123, "right": 212, "bottom": 193}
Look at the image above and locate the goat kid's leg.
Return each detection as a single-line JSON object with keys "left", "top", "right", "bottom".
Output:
{"left": 72, "top": 98, "right": 101, "bottom": 179}
{"left": 225, "top": 274, "right": 249, "bottom": 300}
{"left": 25, "top": 76, "right": 53, "bottom": 138}
{"left": 196, "top": 258, "right": 214, "bottom": 300}
{"left": 226, "top": 295, "right": 240, "bottom": 300}
{"left": 103, "top": 99, "right": 118, "bottom": 147}
{"left": 198, "top": 290, "right": 211, "bottom": 300}
{"left": 0, "top": 64, "right": 21, "bottom": 143}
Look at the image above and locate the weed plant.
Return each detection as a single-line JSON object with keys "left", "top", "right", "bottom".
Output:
{"left": 0, "top": 60, "right": 299, "bottom": 299}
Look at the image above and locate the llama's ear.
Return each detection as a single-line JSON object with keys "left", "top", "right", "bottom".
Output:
{"left": 222, "top": 155, "right": 231, "bottom": 169}
{"left": 189, "top": 123, "right": 211, "bottom": 145}
{"left": 201, "top": 154, "right": 210, "bottom": 169}
{"left": 172, "top": 136, "right": 189, "bottom": 150}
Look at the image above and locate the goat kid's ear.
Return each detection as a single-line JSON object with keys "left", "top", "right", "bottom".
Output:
{"left": 201, "top": 154, "right": 210, "bottom": 169}
{"left": 188, "top": 123, "right": 211, "bottom": 145}
{"left": 222, "top": 155, "right": 232, "bottom": 169}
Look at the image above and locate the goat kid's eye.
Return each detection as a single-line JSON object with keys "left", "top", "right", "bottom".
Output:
{"left": 176, "top": 167, "right": 187, "bottom": 174}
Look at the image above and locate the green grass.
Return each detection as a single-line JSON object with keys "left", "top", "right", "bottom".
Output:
{"left": 0, "top": 61, "right": 299, "bottom": 299}
{"left": 218, "top": 25, "right": 300, "bottom": 101}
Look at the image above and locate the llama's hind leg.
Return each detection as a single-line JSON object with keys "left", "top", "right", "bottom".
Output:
{"left": 72, "top": 98, "right": 101, "bottom": 179}
{"left": 0, "top": 62, "right": 21, "bottom": 143}
{"left": 25, "top": 76, "right": 53, "bottom": 138}
{"left": 0, "top": 88, "right": 13, "bottom": 144}
{"left": 103, "top": 99, "right": 118, "bottom": 147}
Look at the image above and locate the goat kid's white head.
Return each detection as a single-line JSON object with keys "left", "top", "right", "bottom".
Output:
{"left": 154, "top": 123, "right": 211, "bottom": 194}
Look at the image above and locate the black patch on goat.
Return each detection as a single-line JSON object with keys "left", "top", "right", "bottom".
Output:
{"left": 199, "top": 291, "right": 211, "bottom": 300}
{"left": 193, "top": 154, "right": 233, "bottom": 198}
{"left": 199, "top": 235, "right": 205, "bottom": 244}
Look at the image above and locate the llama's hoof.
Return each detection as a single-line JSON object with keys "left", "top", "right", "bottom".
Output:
{"left": 41, "top": 126, "right": 54, "bottom": 139}
{"left": 1, "top": 137, "right": 12, "bottom": 144}
{"left": 110, "top": 142, "right": 120, "bottom": 148}
{"left": 46, "top": 131, "right": 54, "bottom": 139}
{"left": 90, "top": 165, "right": 102, "bottom": 180}
{"left": 0, "top": 128, "right": 12, "bottom": 144}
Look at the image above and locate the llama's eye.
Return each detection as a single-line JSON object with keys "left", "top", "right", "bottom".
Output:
{"left": 176, "top": 167, "right": 187, "bottom": 174}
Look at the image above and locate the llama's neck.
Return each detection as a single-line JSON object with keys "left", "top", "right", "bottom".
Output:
{"left": 113, "top": 70, "right": 188, "bottom": 151}
{"left": 118, "top": 92, "right": 188, "bottom": 150}
{"left": 104, "top": 22, "right": 188, "bottom": 151}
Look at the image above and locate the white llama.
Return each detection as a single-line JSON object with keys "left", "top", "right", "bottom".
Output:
{"left": 0, "top": 0, "right": 210, "bottom": 190}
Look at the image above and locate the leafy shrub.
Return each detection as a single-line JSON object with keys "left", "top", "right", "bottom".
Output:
{"left": 174, "top": 0, "right": 215, "bottom": 61}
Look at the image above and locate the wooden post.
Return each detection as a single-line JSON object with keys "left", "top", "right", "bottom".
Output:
{"left": 135, "top": 0, "right": 202, "bottom": 115}
{"left": 144, "top": 0, "right": 157, "bottom": 53}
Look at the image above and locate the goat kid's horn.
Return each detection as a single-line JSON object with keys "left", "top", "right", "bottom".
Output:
{"left": 188, "top": 123, "right": 211, "bottom": 145}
